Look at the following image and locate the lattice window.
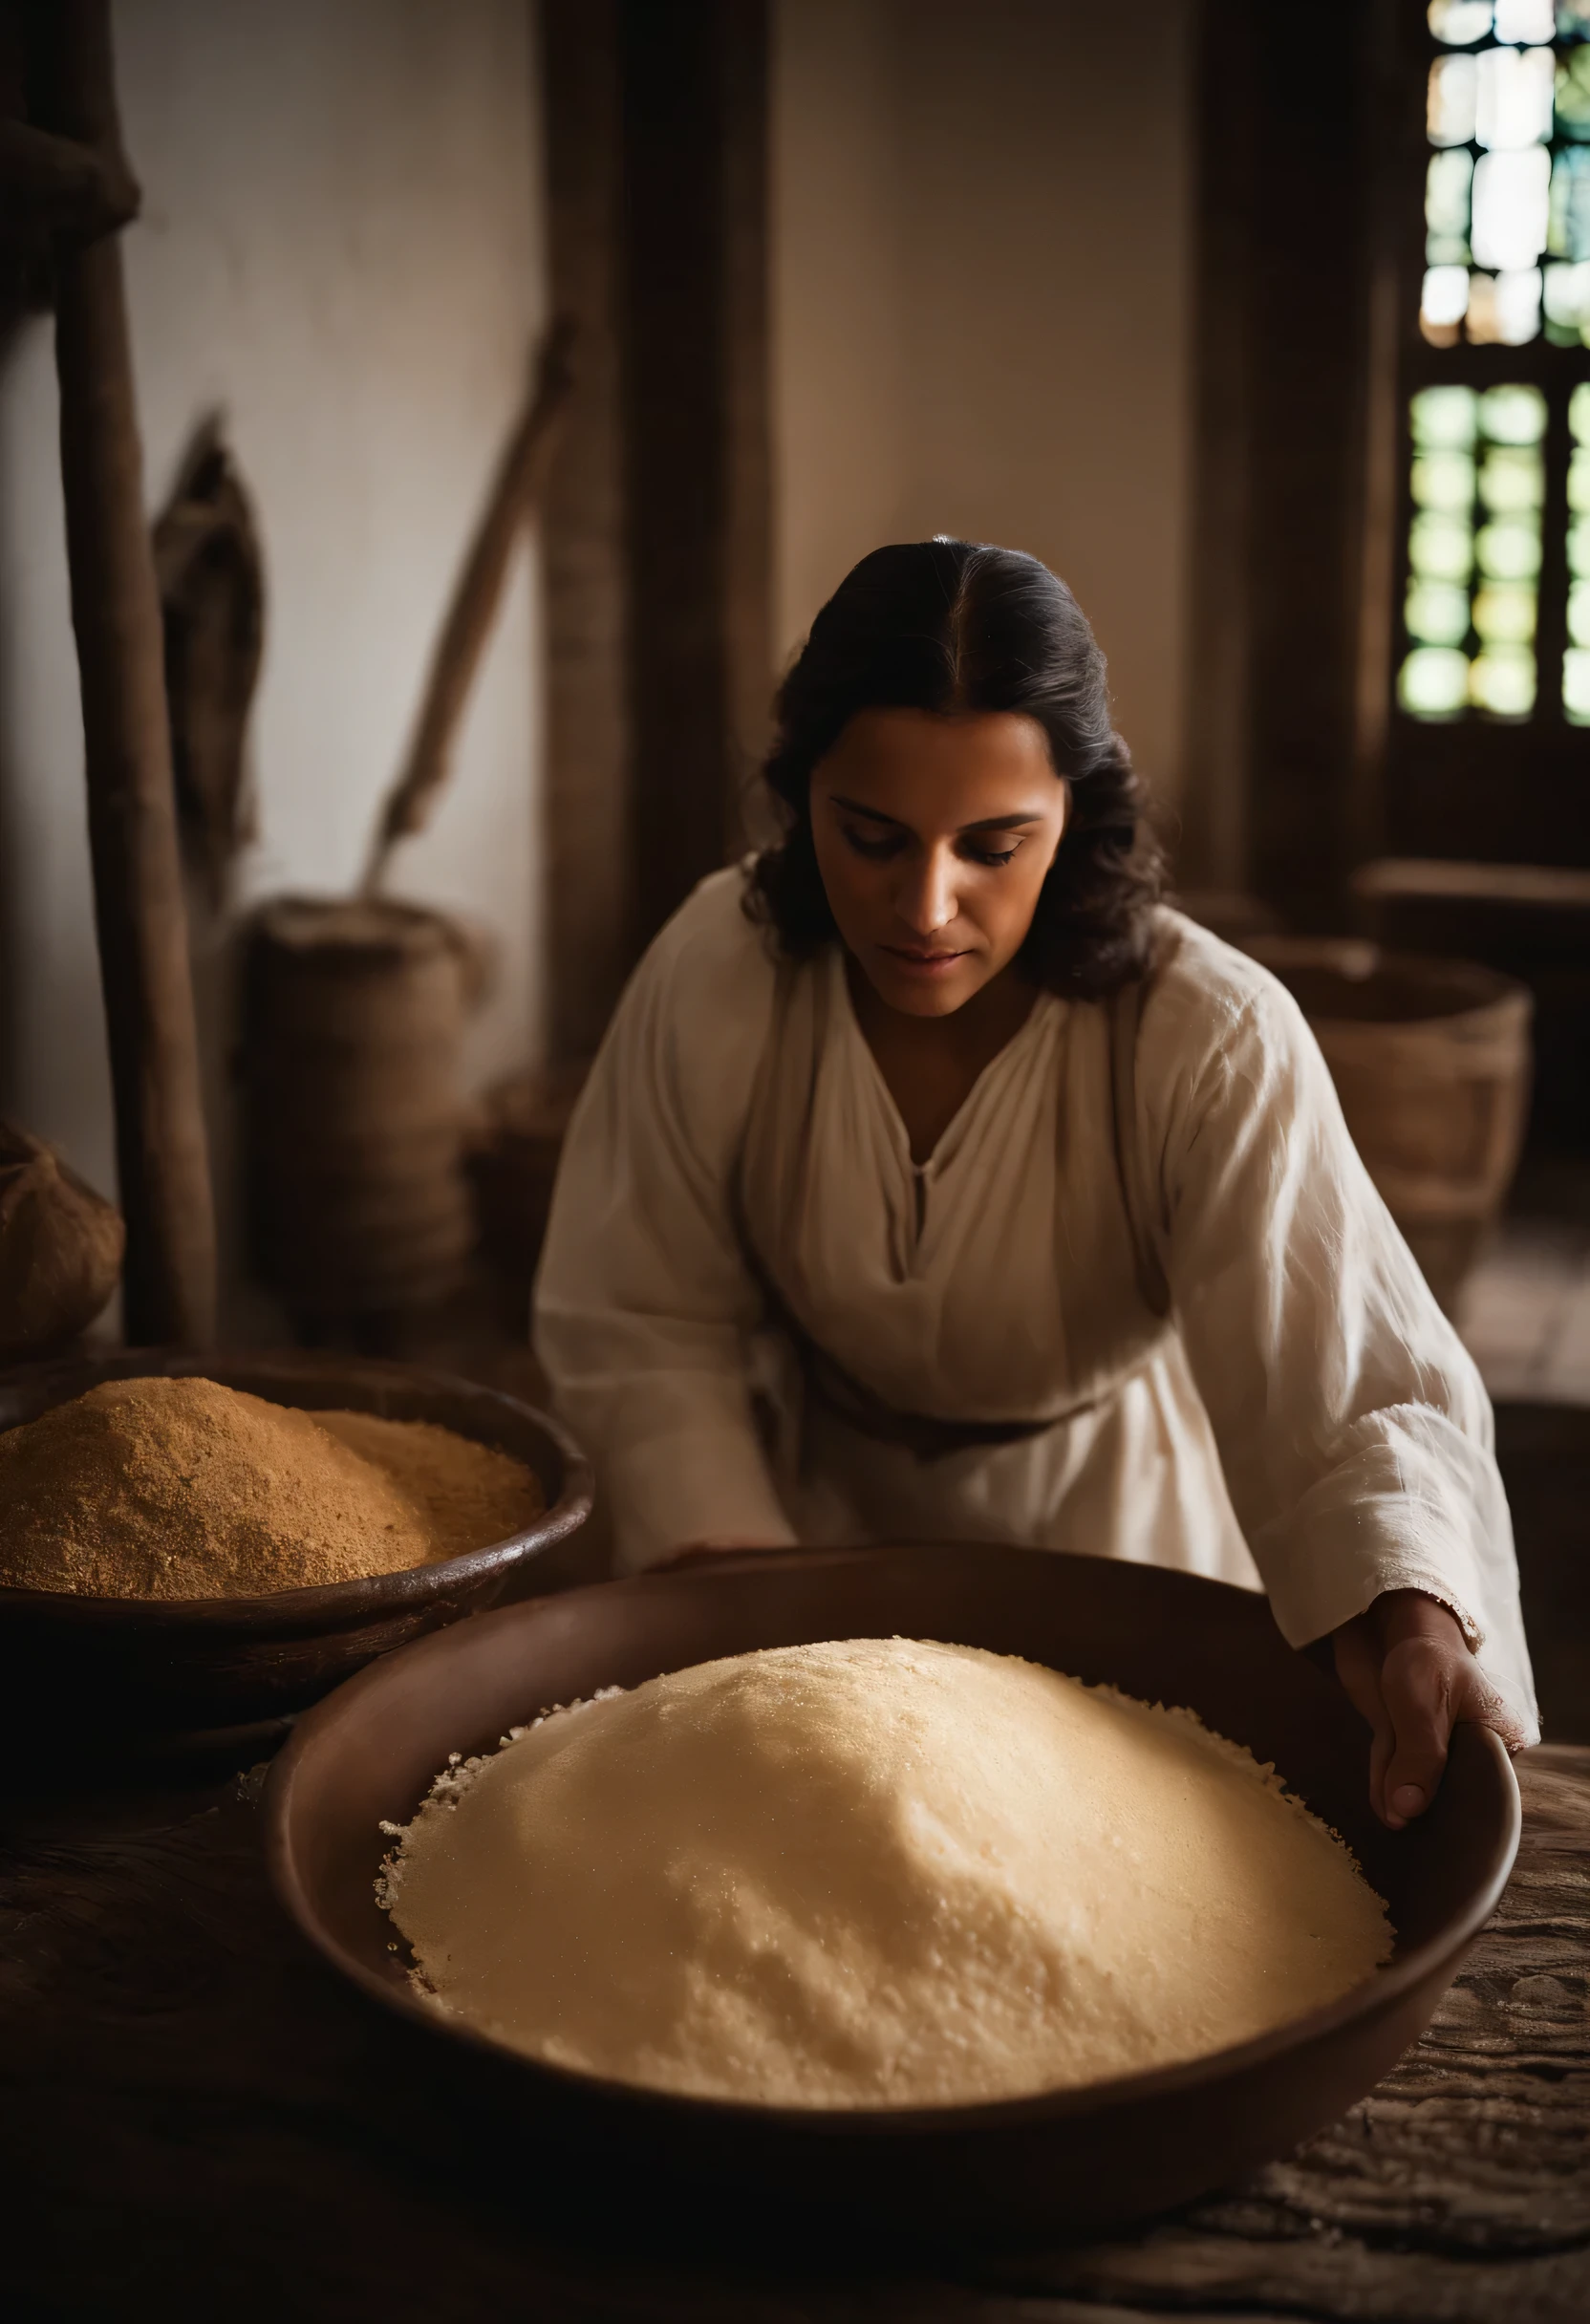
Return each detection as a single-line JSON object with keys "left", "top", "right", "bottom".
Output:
{"left": 1401, "top": 1, "right": 1590, "bottom": 723}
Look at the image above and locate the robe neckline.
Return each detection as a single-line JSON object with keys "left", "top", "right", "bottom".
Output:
{"left": 827, "top": 944, "right": 1065, "bottom": 1184}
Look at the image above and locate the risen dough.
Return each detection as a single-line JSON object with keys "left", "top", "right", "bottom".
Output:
{"left": 382, "top": 1638, "right": 1391, "bottom": 2109}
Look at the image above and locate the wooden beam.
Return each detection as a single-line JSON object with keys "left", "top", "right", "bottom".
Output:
{"left": 1182, "top": 0, "right": 1377, "bottom": 931}
{"left": 1177, "top": 0, "right": 1257, "bottom": 894}
{"left": 538, "top": 0, "right": 631, "bottom": 1060}
{"left": 1244, "top": 1, "right": 1376, "bottom": 931}
{"left": 28, "top": 0, "right": 217, "bottom": 1345}
{"left": 618, "top": 0, "right": 771, "bottom": 955}
{"left": 536, "top": 1, "right": 771, "bottom": 1013}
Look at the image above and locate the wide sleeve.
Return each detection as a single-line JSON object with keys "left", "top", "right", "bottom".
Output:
{"left": 532, "top": 873, "right": 797, "bottom": 1574}
{"left": 1142, "top": 936, "right": 1539, "bottom": 1740}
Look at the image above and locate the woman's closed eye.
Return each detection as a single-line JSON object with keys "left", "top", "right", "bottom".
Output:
{"left": 963, "top": 837, "right": 1021, "bottom": 868}
{"left": 840, "top": 822, "right": 1023, "bottom": 869}
{"left": 841, "top": 821, "right": 907, "bottom": 861}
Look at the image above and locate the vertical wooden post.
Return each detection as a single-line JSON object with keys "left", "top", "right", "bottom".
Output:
{"left": 618, "top": 0, "right": 771, "bottom": 955}
{"left": 539, "top": 0, "right": 632, "bottom": 1061}
{"left": 1177, "top": 2, "right": 1256, "bottom": 896}
{"left": 29, "top": 0, "right": 217, "bottom": 1345}
{"left": 1181, "top": 0, "right": 1377, "bottom": 930}
{"left": 537, "top": 1, "right": 771, "bottom": 997}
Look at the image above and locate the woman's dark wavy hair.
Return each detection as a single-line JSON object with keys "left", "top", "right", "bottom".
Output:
{"left": 745, "top": 538, "right": 1163, "bottom": 998}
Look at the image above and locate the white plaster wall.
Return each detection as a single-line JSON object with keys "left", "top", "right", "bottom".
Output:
{"left": 0, "top": 0, "right": 546, "bottom": 1290}
{"left": 772, "top": 0, "right": 1192, "bottom": 807}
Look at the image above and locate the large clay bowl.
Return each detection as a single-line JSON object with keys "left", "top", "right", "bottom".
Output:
{"left": 0, "top": 1349, "right": 591, "bottom": 1756}
{"left": 266, "top": 1543, "right": 1520, "bottom": 2242}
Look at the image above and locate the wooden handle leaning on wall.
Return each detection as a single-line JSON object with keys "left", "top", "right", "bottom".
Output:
{"left": 30, "top": 0, "right": 219, "bottom": 1346}
{"left": 361, "top": 314, "right": 577, "bottom": 897}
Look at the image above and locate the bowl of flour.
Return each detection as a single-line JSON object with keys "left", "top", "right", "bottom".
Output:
{"left": 266, "top": 1542, "right": 1520, "bottom": 2239}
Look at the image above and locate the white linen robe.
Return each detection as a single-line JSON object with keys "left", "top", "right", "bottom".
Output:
{"left": 534, "top": 866, "right": 1538, "bottom": 1736}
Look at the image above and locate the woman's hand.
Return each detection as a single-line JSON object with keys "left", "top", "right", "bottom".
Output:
{"left": 1332, "top": 1588, "right": 1528, "bottom": 1830}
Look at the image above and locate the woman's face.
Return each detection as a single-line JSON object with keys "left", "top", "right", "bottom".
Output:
{"left": 809, "top": 708, "right": 1068, "bottom": 1019}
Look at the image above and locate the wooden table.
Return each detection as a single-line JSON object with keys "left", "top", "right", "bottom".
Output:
{"left": 3, "top": 1747, "right": 1587, "bottom": 2322}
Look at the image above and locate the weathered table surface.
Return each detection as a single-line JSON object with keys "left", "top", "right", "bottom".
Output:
{"left": 2, "top": 1745, "right": 1586, "bottom": 2323}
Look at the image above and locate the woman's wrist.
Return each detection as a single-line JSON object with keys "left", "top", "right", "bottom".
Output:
{"left": 1332, "top": 1586, "right": 1524, "bottom": 1830}
{"left": 1359, "top": 1586, "right": 1467, "bottom": 1655}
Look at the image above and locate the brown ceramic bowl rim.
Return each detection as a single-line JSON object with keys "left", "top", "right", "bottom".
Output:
{"left": 266, "top": 1545, "right": 1522, "bottom": 2137}
{"left": 0, "top": 1347, "right": 593, "bottom": 1628}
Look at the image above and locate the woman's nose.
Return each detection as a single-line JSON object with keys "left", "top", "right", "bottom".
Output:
{"left": 894, "top": 845, "right": 957, "bottom": 935}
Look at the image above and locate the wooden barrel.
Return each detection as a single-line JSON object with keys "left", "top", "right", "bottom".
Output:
{"left": 241, "top": 898, "right": 482, "bottom": 1326}
{"left": 1249, "top": 937, "right": 1533, "bottom": 1316}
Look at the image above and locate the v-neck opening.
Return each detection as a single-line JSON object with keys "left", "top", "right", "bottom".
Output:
{"left": 831, "top": 948, "right": 1061, "bottom": 1176}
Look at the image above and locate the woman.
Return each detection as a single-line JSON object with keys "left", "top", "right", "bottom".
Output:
{"left": 535, "top": 539, "right": 1536, "bottom": 1826}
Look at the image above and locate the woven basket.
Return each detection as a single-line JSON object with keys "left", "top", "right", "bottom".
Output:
{"left": 242, "top": 897, "right": 485, "bottom": 1325}
{"left": 1250, "top": 937, "right": 1533, "bottom": 1314}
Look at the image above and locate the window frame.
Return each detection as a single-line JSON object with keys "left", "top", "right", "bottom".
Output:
{"left": 1383, "top": 5, "right": 1590, "bottom": 867}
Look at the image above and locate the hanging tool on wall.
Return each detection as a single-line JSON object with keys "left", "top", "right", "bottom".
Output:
{"left": 153, "top": 419, "right": 266, "bottom": 909}
{"left": 360, "top": 313, "right": 576, "bottom": 897}
{"left": 239, "top": 314, "right": 576, "bottom": 1344}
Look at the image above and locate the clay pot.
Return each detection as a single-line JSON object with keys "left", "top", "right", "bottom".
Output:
{"left": 0, "top": 1122, "right": 123, "bottom": 1364}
